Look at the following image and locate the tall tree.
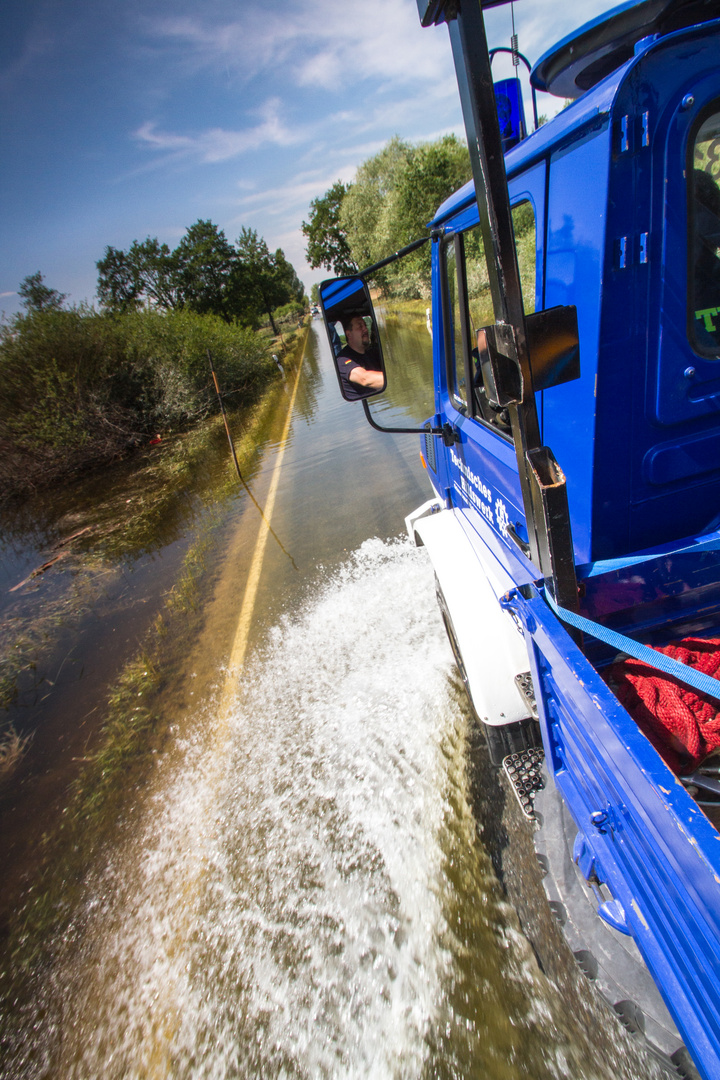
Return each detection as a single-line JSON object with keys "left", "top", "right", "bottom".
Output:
{"left": 97, "top": 238, "right": 178, "bottom": 311}
{"left": 97, "top": 221, "right": 305, "bottom": 330}
{"left": 235, "top": 228, "right": 292, "bottom": 334}
{"left": 127, "top": 238, "right": 179, "bottom": 310}
{"left": 96, "top": 247, "right": 142, "bottom": 312}
{"left": 302, "top": 181, "right": 357, "bottom": 277}
{"left": 339, "top": 134, "right": 470, "bottom": 295}
{"left": 173, "top": 220, "right": 236, "bottom": 317}
{"left": 274, "top": 249, "right": 305, "bottom": 305}
{"left": 18, "top": 272, "right": 67, "bottom": 312}
{"left": 339, "top": 137, "right": 415, "bottom": 277}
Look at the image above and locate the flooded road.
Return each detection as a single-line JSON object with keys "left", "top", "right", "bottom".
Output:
{"left": 1, "top": 321, "right": 663, "bottom": 1078}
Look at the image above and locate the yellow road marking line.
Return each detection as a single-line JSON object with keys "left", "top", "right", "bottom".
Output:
{"left": 218, "top": 356, "right": 305, "bottom": 719}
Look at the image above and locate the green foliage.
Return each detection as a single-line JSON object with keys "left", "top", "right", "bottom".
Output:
{"left": 96, "top": 220, "right": 304, "bottom": 328}
{"left": 340, "top": 137, "right": 414, "bottom": 272}
{"left": 18, "top": 272, "right": 67, "bottom": 312}
{"left": 173, "top": 220, "right": 236, "bottom": 318}
{"left": 338, "top": 134, "right": 471, "bottom": 297}
{"left": 234, "top": 227, "right": 301, "bottom": 334}
{"left": 273, "top": 300, "right": 305, "bottom": 325}
{"left": 302, "top": 181, "right": 357, "bottom": 276}
{"left": 0, "top": 305, "right": 275, "bottom": 494}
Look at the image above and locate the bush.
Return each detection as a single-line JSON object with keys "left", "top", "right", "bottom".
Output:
{"left": 0, "top": 306, "right": 275, "bottom": 494}
{"left": 273, "top": 301, "right": 305, "bottom": 325}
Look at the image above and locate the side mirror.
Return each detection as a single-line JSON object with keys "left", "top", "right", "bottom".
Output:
{"left": 477, "top": 305, "right": 580, "bottom": 408}
{"left": 319, "top": 276, "right": 387, "bottom": 402}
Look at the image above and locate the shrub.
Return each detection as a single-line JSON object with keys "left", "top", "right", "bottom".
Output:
{"left": 273, "top": 301, "right": 305, "bottom": 325}
{"left": 0, "top": 306, "right": 275, "bottom": 494}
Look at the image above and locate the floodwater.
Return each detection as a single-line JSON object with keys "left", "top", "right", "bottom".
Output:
{"left": 0, "top": 317, "right": 663, "bottom": 1078}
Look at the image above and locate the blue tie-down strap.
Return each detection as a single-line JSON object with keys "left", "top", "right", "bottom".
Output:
{"left": 544, "top": 589, "right": 720, "bottom": 704}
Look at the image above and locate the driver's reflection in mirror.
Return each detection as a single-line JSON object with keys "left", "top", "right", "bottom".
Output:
{"left": 336, "top": 314, "right": 385, "bottom": 400}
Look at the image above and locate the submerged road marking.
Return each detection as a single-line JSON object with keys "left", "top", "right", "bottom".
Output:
{"left": 143, "top": 355, "right": 306, "bottom": 1077}
{"left": 218, "top": 355, "right": 305, "bottom": 720}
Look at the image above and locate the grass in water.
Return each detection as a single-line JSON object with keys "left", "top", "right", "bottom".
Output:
{"left": 0, "top": 327, "right": 310, "bottom": 1015}
{"left": 4, "top": 517, "right": 216, "bottom": 986}
{"left": 0, "top": 725, "right": 31, "bottom": 782}
{"left": 2, "top": 329, "right": 309, "bottom": 976}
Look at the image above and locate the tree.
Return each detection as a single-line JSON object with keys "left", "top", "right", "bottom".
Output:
{"left": 96, "top": 247, "right": 142, "bottom": 312}
{"left": 173, "top": 220, "right": 236, "bottom": 318}
{"left": 274, "top": 249, "right": 305, "bottom": 305}
{"left": 97, "top": 238, "right": 178, "bottom": 312}
{"left": 339, "top": 134, "right": 471, "bottom": 296}
{"left": 234, "top": 228, "right": 297, "bottom": 334}
{"left": 127, "top": 238, "right": 179, "bottom": 310}
{"left": 340, "top": 137, "right": 414, "bottom": 273}
{"left": 96, "top": 221, "right": 305, "bottom": 331}
{"left": 302, "top": 181, "right": 357, "bottom": 277}
{"left": 18, "top": 272, "right": 67, "bottom": 312}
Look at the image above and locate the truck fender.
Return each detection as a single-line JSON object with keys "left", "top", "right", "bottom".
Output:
{"left": 406, "top": 501, "right": 531, "bottom": 726}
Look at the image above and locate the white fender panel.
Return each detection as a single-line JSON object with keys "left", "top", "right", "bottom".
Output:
{"left": 408, "top": 504, "right": 531, "bottom": 726}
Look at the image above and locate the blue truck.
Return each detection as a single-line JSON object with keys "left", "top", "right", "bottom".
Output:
{"left": 319, "top": 2, "right": 720, "bottom": 1076}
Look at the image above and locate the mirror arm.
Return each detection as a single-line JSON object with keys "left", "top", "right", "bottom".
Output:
{"left": 357, "top": 235, "right": 432, "bottom": 280}
{"left": 361, "top": 401, "right": 458, "bottom": 444}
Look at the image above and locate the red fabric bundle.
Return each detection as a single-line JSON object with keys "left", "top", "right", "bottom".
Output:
{"left": 605, "top": 637, "right": 720, "bottom": 773}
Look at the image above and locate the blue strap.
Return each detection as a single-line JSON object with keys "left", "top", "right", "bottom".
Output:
{"left": 576, "top": 533, "right": 720, "bottom": 579}
{"left": 544, "top": 590, "right": 720, "bottom": 703}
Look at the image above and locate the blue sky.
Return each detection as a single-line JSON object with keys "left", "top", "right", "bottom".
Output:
{"left": 0, "top": 0, "right": 620, "bottom": 317}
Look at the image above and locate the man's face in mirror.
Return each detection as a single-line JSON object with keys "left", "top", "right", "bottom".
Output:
{"left": 346, "top": 316, "right": 370, "bottom": 353}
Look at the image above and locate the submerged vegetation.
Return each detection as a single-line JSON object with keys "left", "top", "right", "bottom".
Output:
{"left": 0, "top": 725, "right": 30, "bottom": 782}
{"left": 0, "top": 350, "right": 306, "bottom": 989}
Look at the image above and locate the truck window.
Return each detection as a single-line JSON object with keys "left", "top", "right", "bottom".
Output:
{"left": 444, "top": 201, "right": 536, "bottom": 428}
{"left": 444, "top": 237, "right": 468, "bottom": 411}
{"left": 690, "top": 107, "right": 720, "bottom": 356}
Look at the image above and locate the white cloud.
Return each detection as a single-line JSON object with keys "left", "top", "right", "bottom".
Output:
{"left": 144, "top": 0, "right": 454, "bottom": 93}
{"left": 133, "top": 99, "right": 303, "bottom": 164}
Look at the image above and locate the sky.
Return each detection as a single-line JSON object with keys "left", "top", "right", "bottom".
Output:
{"left": 0, "top": 0, "right": 621, "bottom": 318}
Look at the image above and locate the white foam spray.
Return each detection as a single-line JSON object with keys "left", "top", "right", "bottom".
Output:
{"left": 51, "top": 539, "right": 465, "bottom": 1078}
{"left": 12, "top": 537, "right": 662, "bottom": 1080}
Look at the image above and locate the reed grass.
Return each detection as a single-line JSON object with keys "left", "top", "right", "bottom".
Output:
{"left": 0, "top": 725, "right": 31, "bottom": 782}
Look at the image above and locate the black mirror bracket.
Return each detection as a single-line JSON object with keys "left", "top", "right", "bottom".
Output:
{"left": 361, "top": 400, "right": 458, "bottom": 442}
{"left": 441, "top": 422, "right": 460, "bottom": 446}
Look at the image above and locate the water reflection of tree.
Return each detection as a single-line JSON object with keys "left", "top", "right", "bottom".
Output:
{"left": 372, "top": 307, "right": 435, "bottom": 425}
{"left": 292, "top": 329, "right": 322, "bottom": 424}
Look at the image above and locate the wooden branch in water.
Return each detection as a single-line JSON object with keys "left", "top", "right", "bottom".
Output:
{"left": 9, "top": 551, "right": 70, "bottom": 592}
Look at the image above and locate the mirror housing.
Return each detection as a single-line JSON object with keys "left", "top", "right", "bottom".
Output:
{"left": 478, "top": 305, "right": 580, "bottom": 408}
{"left": 319, "top": 276, "right": 387, "bottom": 403}
{"left": 525, "top": 305, "right": 580, "bottom": 392}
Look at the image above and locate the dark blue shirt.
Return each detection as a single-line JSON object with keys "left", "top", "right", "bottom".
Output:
{"left": 336, "top": 344, "right": 383, "bottom": 401}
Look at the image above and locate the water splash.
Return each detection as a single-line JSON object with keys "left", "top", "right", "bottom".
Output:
{"left": 10, "top": 539, "right": 659, "bottom": 1080}
{"left": 43, "top": 540, "right": 458, "bottom": 1077}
